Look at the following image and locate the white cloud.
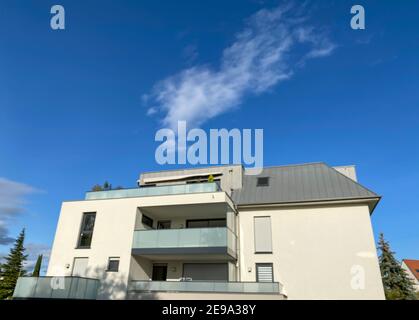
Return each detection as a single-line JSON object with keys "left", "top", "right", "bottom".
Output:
{"left": 0, "top": 177, "right": 40, "bottom": 245}
{"left": 145, "top": 4, "right": 336, "bottom": 130}
{"left": 146, "top": 107, "right": 158, "bottom": 116}
{"left": 0, "top": 221, "right": 14, "bottom": 246}
{"left": 24, "top": 243, "right": 51, "bottom": 274}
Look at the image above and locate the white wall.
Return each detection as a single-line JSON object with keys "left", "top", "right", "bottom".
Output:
{"left": 129, "top": 256, "right": 152, "bottom": 281}
{"left": 238, "top": 203, "right": 385, "bottom": 300}
{"left": 46, "top": 199, "right": 139, "bottom": 299}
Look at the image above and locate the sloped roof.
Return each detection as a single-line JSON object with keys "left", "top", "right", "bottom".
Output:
{"left": 403, "top": 260, "right": 419, "bottom": 281}
{"left": 232, "top": 163, "right": 380, "bottom": 208}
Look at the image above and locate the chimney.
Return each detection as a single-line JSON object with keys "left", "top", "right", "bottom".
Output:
{"left": 333, "top": 165, "right": 357, "bottom": 182}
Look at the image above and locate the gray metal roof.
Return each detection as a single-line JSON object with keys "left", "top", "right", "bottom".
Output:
{"left": 232, "top": 163, "right": 380, "bottom": 206}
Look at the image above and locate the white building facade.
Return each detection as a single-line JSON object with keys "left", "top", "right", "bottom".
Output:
{"left": 14, "top": 163, "right": 385, "bottom": 300}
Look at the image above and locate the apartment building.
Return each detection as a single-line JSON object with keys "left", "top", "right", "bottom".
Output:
{"left": 13, "top": 162, "right": 385, "bottom": 300}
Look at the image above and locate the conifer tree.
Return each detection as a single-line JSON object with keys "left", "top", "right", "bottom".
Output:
{"left": 378, "top": 233, "right": 416, "bottom": 300}
{"left": 0, "top": 229, "right": 28, "bottom": 299}
{"left": 31, "top": 254, "right": 43, "bottom": 277}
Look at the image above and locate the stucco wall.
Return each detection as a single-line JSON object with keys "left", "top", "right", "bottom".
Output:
{"left": 46, "top": 198, "right": 139, "bottom": 299}
{"left": 238, "top": 203, "right": 385, "bottom": 300}
{"left": 332, "top": 165, "right": 357, "bottom": 181}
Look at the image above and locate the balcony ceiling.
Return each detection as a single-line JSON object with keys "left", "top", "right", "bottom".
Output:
{"left": 132, "top": 253, "right": 234, "bottom": 261}
{"left": 140, "top": 202, "right": 232, "bottom": 219}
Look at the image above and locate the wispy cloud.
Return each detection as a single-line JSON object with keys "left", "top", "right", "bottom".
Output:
{"left": 182, "top": 44, "right": 199, "bottom": 65}
{"left": 0, "top": 221, "right": 14, "bottom": 246}
{"left": 24, "top": 243, "right": 51, "bottom": 274}
{"left": 145, "top": 4, "right": 335, "bottom": 130}
{"left": 0, "top": 177, "right": 40, "bottom": 245}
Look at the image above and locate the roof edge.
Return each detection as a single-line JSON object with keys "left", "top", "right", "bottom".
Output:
{"left": 236, "top": 196, "right": 381, "bottom": 208}
{"left": 324, "top": 162, "right": 379, "bottom": 197}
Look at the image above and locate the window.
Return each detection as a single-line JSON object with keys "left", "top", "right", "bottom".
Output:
{"left": 186, "top": 178, "right": 221, "bottom": 184}
{"left": 186, "top": 219, "right": 226, "bottom": 228}
{"left": 257, "top": 177, "right": 269, "bottom": 187}
{"left": 157, "top": 220, "right": 171, "bottom": 229}
{"left": 152, "top": 264, "right": 167, "bottom": 281}
{"left": 208, "top": 219, "right": 226, "bottom": 227}
{"left": 107, "top": 257, "right": 120, "bottom": 272}
{"left": 142, "top": 214, "right": 153, "bottom": 228}
{"left": 183, "top": 263, "right": 228, "bottom": 281}
{"left": 256, "top": 263, "right": 274, "bottom": 282}
{"left": 77, "top": 213, "right": 96, "bottom": 248}
{"left": 254, "top": 216, "right": 272, "bottom": 253}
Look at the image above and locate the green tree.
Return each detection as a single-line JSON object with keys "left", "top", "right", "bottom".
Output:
{"left": 91, "top": 181, "right": 120, "bottom": 191}
{"left": 91, "top": 184, "right": 103, "bottom": 191}
{"left": 31, "top": 254, "right": 43, "bottom": 277}
{"left": 103, "top": 181, "right": 111, "bottom": 190}
{"left": 378, "top": 233, "right": 416, "bottom": 300}
{"left": 0, "top": 229, "right": 28, "bottom": 299}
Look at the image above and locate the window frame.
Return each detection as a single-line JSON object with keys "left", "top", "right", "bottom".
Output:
{"left": 186, "top": 218, "right": 226, "bottom": 229}
{"left": 157, "top": 220, "right": 171, "bottom": 229}
{"left": 256, "top": 177, "right": 270, "bottom": 187}
{"left": 106, "top": 257, "right": 120, "bottom": 272}
{"left": 76, "top": 212, "right": 96, "bottom": 249}
{"left": 253, "top": 216, "right": 273, "bottom": 254}
{"left": 141, "top": 214, "right": 154, "bottom": 228}
{"left": 256, "top": 263, "right": 274, "bottom": 283}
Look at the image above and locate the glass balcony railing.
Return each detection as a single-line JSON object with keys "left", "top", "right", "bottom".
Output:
{"left": 132, "top": 227, "right": 236, "bottom": 256}
{"left": 129, "top": 280, "right": 281, "bottom": 294}
{"left": 13, "top": 276, "right": 99, "bottom": 300}
{"left": 85, "top": 182, "right": 220, "bottom": 200}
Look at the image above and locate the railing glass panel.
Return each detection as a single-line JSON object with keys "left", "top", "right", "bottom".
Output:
{"left": 133, "top": 227, "right": 236, "bottom": 255}
{"left": 85, "top": 182, "right": 220, "bottom": 200}
{"left": 129, "top": 280, "right": 281, "bottom": 294}
{"left": 13, "top": 277, "right": 99, "bottom": 300}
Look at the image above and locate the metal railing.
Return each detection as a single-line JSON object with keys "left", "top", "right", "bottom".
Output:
{"left": 85, "top": 182, "right": 221, "bottom": 200}
{"left": 128, "top": 280, "right": 281, "bottom": 294}
{"left": 13, "top": 276, "right": 99, "bottom": 300}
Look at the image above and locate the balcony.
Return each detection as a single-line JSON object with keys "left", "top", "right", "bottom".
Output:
{"left": 128, "top": 280, "right": 282, "bottom": 295}
{"left": 132, "top": 227, "right": 236, "bottom": 259}
{"left": 13, "top": 276, "right": 99, "bottom": 300}
{"left": 85, "top": 182, "right": 220, "bottom": 200}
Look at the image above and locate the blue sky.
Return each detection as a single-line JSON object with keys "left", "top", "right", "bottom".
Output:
{"left": 0, "top": 0, "right": 418, "bottom": 271}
